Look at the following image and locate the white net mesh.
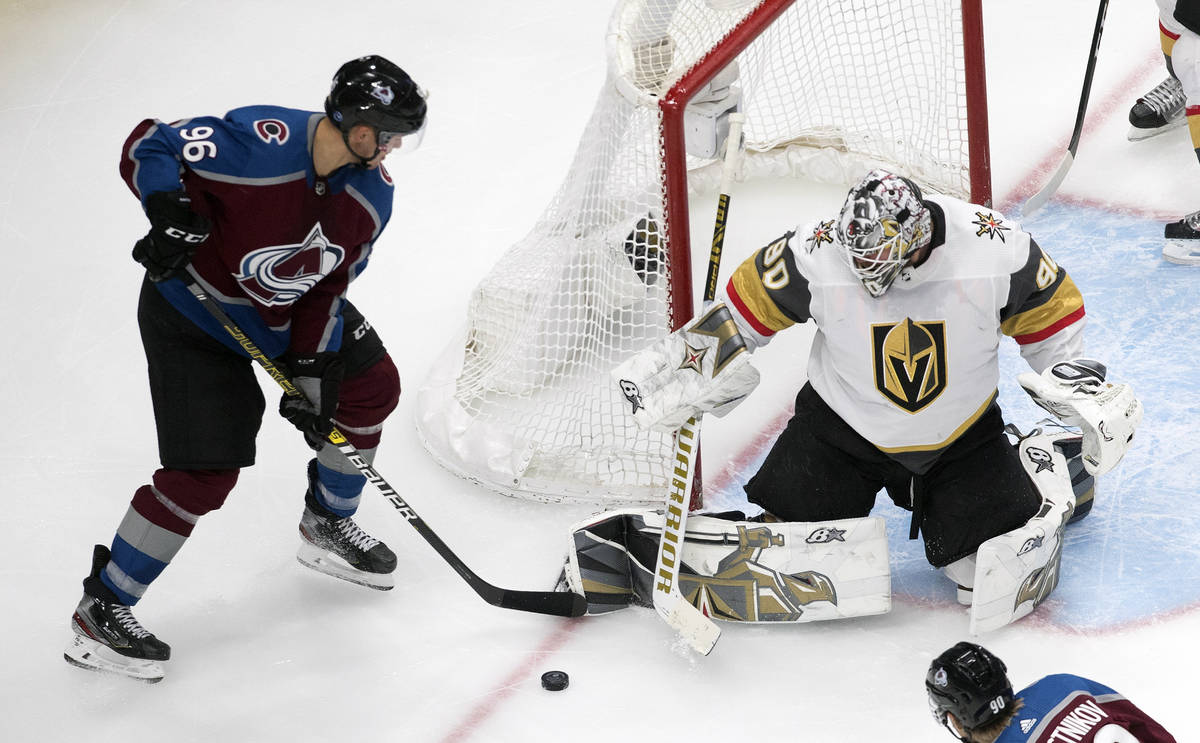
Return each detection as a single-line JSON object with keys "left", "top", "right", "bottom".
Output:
{"left": 416, "top": 0, "right": 987, "bottom": 504}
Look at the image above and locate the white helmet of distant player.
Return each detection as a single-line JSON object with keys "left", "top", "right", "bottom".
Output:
{"left": 836, "top": 169, "right": 933, "bottom": 297}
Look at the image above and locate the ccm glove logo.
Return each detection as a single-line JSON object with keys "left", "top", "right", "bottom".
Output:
{"left": 164, "top": 226, "right": 208, "bottom": 243}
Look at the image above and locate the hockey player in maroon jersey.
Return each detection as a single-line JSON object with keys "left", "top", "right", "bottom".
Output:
{"left": 64, "top": 55, "right": 427, "bottom": 682}
{"left": 926, "top": 642, "right": 1177, "bottom": 742}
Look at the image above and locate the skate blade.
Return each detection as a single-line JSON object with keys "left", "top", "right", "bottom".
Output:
{"left": 63, "top": 634, "right": 165, "bottom": 683}
{"left": 1163, "top": 241, "right": 1200, "bottom": 265}
{"left": 296, "top": 542, "right": 394, "bottom": 591}
{"left": 1127, "top": 117, "right": 1187, "bottom": 141}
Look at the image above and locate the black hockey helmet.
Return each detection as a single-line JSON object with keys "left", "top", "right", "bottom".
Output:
{"left": 926, "top": 642, "right": 1014, "bottom": 736}
{"left": 325, "top": 55, "right": 427, "bottom": 149}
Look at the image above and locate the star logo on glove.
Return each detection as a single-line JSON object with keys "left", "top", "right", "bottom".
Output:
{"left": 678, "top": 343, "right": 708, "bottom": 375}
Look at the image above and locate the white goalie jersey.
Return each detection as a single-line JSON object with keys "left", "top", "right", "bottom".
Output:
{"left": 724, "top": 194, "right": 1087, "bottom": 472}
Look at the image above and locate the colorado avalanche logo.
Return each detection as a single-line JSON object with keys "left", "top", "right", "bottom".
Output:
{"left": 253, "top": 119, "right": 289, "bottom": 145}
{"left": 236, "top": 223, "right": 345, "bottom": 307}
{"left": 370, "top": 81, "right": 395, "bottom": 105}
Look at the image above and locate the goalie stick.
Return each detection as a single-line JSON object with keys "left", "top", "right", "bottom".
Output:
{"left": 1021, "top": 0, "right": 1108, "bottom": 217}
{"left": 185, "top": 279, "right": 586, "bottom": 619}
{"left": 651, "top": 112, "right": 745, "bottom": 655}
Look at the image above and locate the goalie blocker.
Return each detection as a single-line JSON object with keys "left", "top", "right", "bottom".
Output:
{"left": 612, "top": 302, "right": 760, "bottom": 433}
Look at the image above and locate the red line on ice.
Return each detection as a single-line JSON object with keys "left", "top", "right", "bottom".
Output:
{"left": 438, "top": 618, "right": 579, "bottom": 742}
{"left": 999, "top": 51, "right": 1167, "bottom": 216}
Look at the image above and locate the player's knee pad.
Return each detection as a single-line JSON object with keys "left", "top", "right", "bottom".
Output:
{"left": 563, "top": 508, "right": 890, "bottom": 622}
{"left": 336, "top": 354, "right": 401, "bottom": 450}
{"left": 132, "top": 468, "right": 240, "bottom": 536}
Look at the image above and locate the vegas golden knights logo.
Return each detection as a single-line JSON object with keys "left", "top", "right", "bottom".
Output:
{"left": 871, "top": 318, "right": 947, "bottom": 413}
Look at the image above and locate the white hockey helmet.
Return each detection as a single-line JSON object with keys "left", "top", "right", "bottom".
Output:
{"left": 836, "top": 168, "right": 933, "bottom": 297}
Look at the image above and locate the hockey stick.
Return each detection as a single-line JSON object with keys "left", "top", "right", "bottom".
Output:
{"left": 184, "top": 279, "right": 586, "bottom": 618}
{"left": 1021, "top": 0, "right": 1108, "bottom": 217}
{"left": 651, "top": 112, "right": 745, "bottom": 655}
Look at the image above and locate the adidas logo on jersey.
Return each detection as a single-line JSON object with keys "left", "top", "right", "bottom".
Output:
{"left": 1020, "top": 717, "right": 1038, "bottom": 734}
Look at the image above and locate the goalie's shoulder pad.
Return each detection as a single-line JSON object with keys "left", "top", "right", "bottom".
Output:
{"left": 612, "top": 302, "right": 760, "bottom": 431}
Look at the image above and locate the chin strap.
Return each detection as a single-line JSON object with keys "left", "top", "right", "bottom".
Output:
{"left": 340, "top": 129, "right": 379, "bottom": 168}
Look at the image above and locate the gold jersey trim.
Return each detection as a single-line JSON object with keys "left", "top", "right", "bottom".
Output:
{"left": 1000, "top": 274, "right": 1084, "bottom": 339}
{"left": 729, "top": 258, "right": 795, "bottom": 333}
{"left": 874, "top": 390, "right": 997, "bottom": 454}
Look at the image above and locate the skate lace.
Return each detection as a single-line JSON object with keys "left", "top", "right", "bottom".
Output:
{"left": 1184, "top": 209, "right": 1200, "bottom": 230}
{"left": 335, "top": 517, "right": 381, "bottom": 552}
{"left": 1140, "top": 77, "right": 1185, "bottom": 117}
{"left": 110, "top": 604, "right": 151, "bottom": 639}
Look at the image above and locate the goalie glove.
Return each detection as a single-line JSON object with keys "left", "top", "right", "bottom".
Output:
{"left": 1017, "top": 359, "right": 1143, "bottom": 476}
{"left": 612, "top": 302, "right": 760, "bottom": 432}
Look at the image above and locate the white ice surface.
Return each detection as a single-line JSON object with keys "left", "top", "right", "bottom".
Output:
{"left": 1, "top": 1, "right": 1197, "bottom": 741}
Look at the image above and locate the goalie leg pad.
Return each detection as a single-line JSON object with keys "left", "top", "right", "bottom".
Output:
{"left": 969, "top": 429, "right": 1077, "bottom": 634}
{"left": 564, "top": 508, "right": 891, "bottom": 622}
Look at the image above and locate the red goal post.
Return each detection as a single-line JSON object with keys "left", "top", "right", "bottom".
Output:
{"left": 416, "top": 0, "right": 992, "bottom": 506}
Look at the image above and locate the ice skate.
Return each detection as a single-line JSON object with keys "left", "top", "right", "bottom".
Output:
{"left": 1128, "top": 76, "right": 1186, "bottom": 140}
{"left": 63, "top": 545, "right": 170, "bottom": 683}
{"left": 297, "top": 461, "right": 397, "bottom": 590}
{"left": 1164, "top": 210, "right": 1200, "bottom": 264}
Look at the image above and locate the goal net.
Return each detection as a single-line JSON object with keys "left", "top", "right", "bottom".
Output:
{"left": 416, "top": 0, "right": 991, "bottom": 505}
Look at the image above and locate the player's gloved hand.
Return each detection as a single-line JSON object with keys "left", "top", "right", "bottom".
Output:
{"left": 279, "top": 352, "right": 345, "bottom": 449}
{"left": 132, "top": 190, "right": 211, "bottom": 282}
{"left": 1017, "top": 358, "right": 1143, "bottom": 476}
{"left": 611, "top": 302, "right": 760, "bottom": 432}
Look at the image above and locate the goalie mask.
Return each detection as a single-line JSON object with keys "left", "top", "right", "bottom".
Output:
{"left": 926, "top": 642, "right": 1014, "bottom": 738}
{"left": 836, "top": 169, "right": 932, "bottom": 297}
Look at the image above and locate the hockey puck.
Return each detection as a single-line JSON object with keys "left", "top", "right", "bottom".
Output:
{"left": 540, "top": 670, "right": 569, "bottom": 691}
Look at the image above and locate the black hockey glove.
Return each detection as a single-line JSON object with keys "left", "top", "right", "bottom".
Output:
{"left": 279, "top": 352, "right": 345, "bottom": 449}
{"left": 132, "top": 190, "right": 211, "bottom": 282}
